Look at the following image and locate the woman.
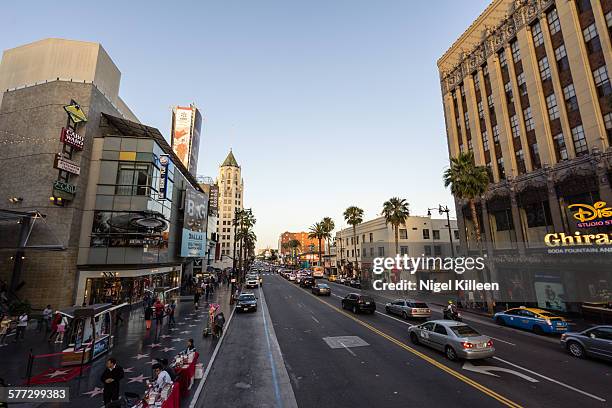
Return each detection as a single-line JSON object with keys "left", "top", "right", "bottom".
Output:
{"left": 48, "top": 312, "right": 61, "bottom": 342}
{"left": 0, "top": 314, "right": 12, "bottom": 346}
{"left": 55, "top": 315, "right": 68, "bottom": 343}
{"left": 144, "top": 306, "right": 153, "bottom": 330}
{"left": 183, "top": 338, "right": 196, "bottom": 354}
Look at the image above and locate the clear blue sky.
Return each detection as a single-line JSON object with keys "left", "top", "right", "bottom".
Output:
{"left": 2, "top": 0, "right": 490, "bottom": 248}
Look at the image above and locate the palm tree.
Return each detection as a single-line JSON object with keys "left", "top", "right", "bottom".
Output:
{"left": 382, "top": 197, "right": 410, "bottom": 257}
{"left": 288, "top": 239, "right": 301, "bottom": 265}
{"left": 443, "top": 152, "right": 488, "bottom": 246}
{"left": 308, "top": 222, "right": 326, "bottom": 268}
{"left": 343, "top": 206, "right": 364, "bottom": 278}
{"left": 321, "top": 217, "right": 335, "bottom": 272}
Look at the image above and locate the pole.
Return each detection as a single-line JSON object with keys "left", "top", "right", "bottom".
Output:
{"left": 26, "top": 349, "right": 33, "bottom": 385}
{"left": 443, "top": 205, "right": 455, "bottom": 258}
{"left": 232, "top": 208, "right": 238, "bottom": 278}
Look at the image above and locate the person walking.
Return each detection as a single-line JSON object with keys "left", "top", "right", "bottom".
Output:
{"left": 0, "top": 314, "right": 11, "bottom": 346}
{"left": 167, "top": 301, "right": 176, "bottom": 325}
{"left": 101, "top": 357, "right": 124, "bottom": 407}
{"left": 14, "top": 311, "right": 28, "bottom": 342}
{"left": 193, "top": 290, "right": 201, "bottom": 311}
{"left": 55, "top": 314, "right": 68, "bottom": 344}
{"left": 41, "top": 305, "right": 53, "bottom": 334}
{"left": 144, "top": 306, "right": 153, "bottom": 330}
{"left": 154, "top": 299, "right": 165, "bottom": 326}
{"left": 48, "top": 312, "right": 61, "bottom": 342}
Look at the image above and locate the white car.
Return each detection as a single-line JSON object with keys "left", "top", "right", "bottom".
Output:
{"left": 246, "top": 277, "right": 259, "bottom": 288}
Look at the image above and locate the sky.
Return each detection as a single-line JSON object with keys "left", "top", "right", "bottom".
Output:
{"left": 1, "top": 0, "right": 491, "bottom": 249}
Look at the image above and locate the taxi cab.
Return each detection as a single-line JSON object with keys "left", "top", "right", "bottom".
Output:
{"left": 328, "top": 274, "right": 337, "bottom": 282}
{"left": 493, "top": 306, "right": 568, "bottom": 335}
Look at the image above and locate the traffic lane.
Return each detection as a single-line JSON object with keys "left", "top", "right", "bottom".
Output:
{"left": 307, "top": 279, "right": 610, "bottom": 407}
{"left": 264, "top": 275, "right": 514, "bottom": 408}
{"left": 325, "top": 280, "right": 612, "bottom": 397}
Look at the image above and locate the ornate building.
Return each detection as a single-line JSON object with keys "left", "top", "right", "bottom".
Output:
{"left": 214, "top": 150, "right": 244, "bottom": 269}
{"left": 438, "top": 0, "right": 612, "bottom": 313}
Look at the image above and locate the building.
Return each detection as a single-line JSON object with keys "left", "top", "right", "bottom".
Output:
{"left": 333, "top": 216, "right": 459, "bottom": 282}
{"left": 198, "top": 176, "right": 219, "bottom": 270}
{"left": 278, "top": 232, "right": 322, "bottom": 256}
{"left": 213, "top": 150, "right": 244, "bottom": 269}
{"left": 438, "top": 0, "right": 612, "bottom": 312}
{"left": 0, "top": 38, "right": 207, "bottom": 308}
{"left": 171, "top": 104, "right": 202, "bottom": 175}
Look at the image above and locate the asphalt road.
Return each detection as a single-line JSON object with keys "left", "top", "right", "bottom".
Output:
{"left": 262, "top": 273, "right": 611, "bottom": 408}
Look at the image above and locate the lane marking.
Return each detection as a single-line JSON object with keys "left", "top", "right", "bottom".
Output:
{"left": 488, "top": 337, "right": 515, "bottom": 346}
{"left": 462, "top": 361, "right": 538, "bottom": 383}
{"left": 492, "top": 357, "right": 606, "bottom": 402}
{"left": 311, "top": 315, "right": 320, "bottom": 324}
{"left": 339, "top": 341, "right": 356, "bottom": 357}
{"left": 261, "top": 286, "right": 284, "bottom": 408}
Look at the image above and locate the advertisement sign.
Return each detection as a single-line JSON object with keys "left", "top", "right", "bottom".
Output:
{"left": 181, "top": 188, "right": 208, "bottom": 257}
{"left": 534, "top": 276, "right": 566, "bottom": 312}
{"left": 53, "top": 180, "right": 76, "bottom": 195}
{"left": 54, "top": 154, "right": 81, "bottom": 175}
{"left": 60, "top": 127, "right": 84, "bottom": 150}
{"left": 92, "top": 336, "right": 110, "bottom": 359}
{"left": 568, "top": 201, "right": 612, "bottom": 228}
{"left": 172, "top": 107, "right": 194, "bottom": 170}
{"left": 63, "top": 100, "right": 88, "bottom": 123}
{"left": 208, "top": 184, "right": 219, "bottom": 215}
{"left": 190, "top": 109, "right": 202, "bottom": 175}
{"left": 158, "top": 155, "right": 170, "bottom": 200}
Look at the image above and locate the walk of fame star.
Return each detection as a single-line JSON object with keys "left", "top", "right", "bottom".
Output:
{"left": 46, "top": 369, "right": 69, "bottom": 378}
{"left": 128, "top": 374, "right": 148, "bottom": 383}
{"left": 83, "top": 387, "right": 104, "bottom": 398}
{"left": 132, "top": 353, "right": 149, "bottom": 360}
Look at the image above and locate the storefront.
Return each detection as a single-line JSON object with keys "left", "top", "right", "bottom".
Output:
{"left": 75, "top": 266, "right": 181, "bottom": 306}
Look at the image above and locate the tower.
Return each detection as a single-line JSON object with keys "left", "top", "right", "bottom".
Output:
{"left": 215, "top": 149, "right": 244, "bottom": 268}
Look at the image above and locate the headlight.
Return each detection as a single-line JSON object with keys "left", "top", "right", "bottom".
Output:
{"left": 545, "top": 319, "right": 552, "bottom": 325}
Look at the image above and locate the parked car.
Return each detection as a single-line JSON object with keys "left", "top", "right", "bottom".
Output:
{"left": 560, "top": 325, "right": 612, "bottom": 361}
{"left": 312, "top": 283, "right": 331, "bottom": 296}
{"left": 288, "top": 273, "right": 296, "bottom": 282}
{"left": 245, "top": 276, "right": 259, "bottom": 288}
{"left": 493, "top": 307, "right": 568, "bottom": 334}
{"left": 337, "top": 276, "right": 347, "bottom": 285}
{"left": 236, "top": 293, "right": 258, "bottom": 313}
{"left": 385, "top": 299, "right": 431, "bottom": 320}
{"left": 349, "top": 279, "right": 361, "bottom": 289}
{"left": 300, "top": 277, "right": 316, "bottom": 288}
{"left": 409, "top": 320, "right": 495, "bottom": 361}
{"left": 341, "top": 293, "right": 376, "bottom": 314}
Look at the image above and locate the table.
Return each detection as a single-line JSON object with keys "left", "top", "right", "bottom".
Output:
{"left": 136, "top": 381, "right": 180, "bottom": 408}
{"left": 174, "top": 352, "right": 199, "bottom": 398}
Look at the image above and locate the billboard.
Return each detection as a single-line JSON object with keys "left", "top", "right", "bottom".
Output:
{"left": 172, "top": 105, "right": 202, "bottom": 175}
{"left": 181, "top": 188, "right": 208, "bottom": 257}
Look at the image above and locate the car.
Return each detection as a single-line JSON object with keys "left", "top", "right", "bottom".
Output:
{"left": 236, "top": 293, "right": 258, "bottom": 312}
{"left": 312, "top": 267, "right": 324, "bottom": 278}
{"left": 327, "top": 274, "right": 337, "bottom": 282}
{"left": 341, "top": 293, "right": 376, "bottom": 314}
{"left": 349, "top": 279, "right": 361, "bottom": 289}
{"left": 288, "top": 274, "right": 296, "bottom": 282}
{"left": 385, "top": 299, "right": 431, "bottom": 320}
{"left": 409, "top": 320, "right": 495, "bottom": 361}
{"left": 245, "top": 276, "right": 259, "bottom": 288}
{"left": 560, "top": 325, "right": 612, "bottom": 361}
{"left": 493, "top": 307, "right": 568, "bottom": 334}
{"left": 312, "top": 283, "right": 331, "bottom": 296}
{"left": 300, "top": 276, "right": 316, "bottom": 288}
{"left": 337, "top": 276, "right": 346, "bottom": 284}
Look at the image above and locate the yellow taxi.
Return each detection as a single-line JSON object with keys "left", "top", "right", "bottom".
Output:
{"left": 328, "top": 274, "right": 337, "bottom": 282}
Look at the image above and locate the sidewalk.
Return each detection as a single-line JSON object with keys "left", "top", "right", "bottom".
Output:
{"left": 0, "top": 284, "right": 233, "bottom": 408}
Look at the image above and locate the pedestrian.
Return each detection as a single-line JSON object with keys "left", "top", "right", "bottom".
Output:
{"left": 152, "top": 363, "right": 172, "bottom": 391}
{"left": 154, "top": 299, "right": 164, "bottom": 326}
{"left": 144, "top": 306, "right": 153, "bottom": 330}
{"left": 182, "top": 338, "right": 196, "bottom": 354}
{"left": 158, "top": 358, "right": 176, "bottom": 382}
{"left": 55, "top": 315, "right": 67, "bottom": 344}
{"left": 204, "top": 283, "right": 210, "bottom": 302}
{"left": 0, "top": 314, "right": 11, "bottom": 346}
{"left": 14, "top": 311, "right": 28, "bottom": 341}
{"left": 48, "top": 312, "right": 61, "bottom": 342}
{"left": 193, "top": 290, "right": 200, "bottom": 311}
{"left": 41, "top": 305, "right": 53, "bottom": 334}
{"left": 167, "top": 301, "right": 176, "bottom": 325}
{"left": 101, "top": 357, "right": 124, "bottom": 407}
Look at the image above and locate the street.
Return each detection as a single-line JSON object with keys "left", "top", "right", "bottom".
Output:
{"left": 240, "top": 274, "right": 611, "bottom": 408}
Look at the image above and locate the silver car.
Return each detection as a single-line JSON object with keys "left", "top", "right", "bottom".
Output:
{"left": 385, "top": 299, "right": 431, "bottom": 320}
{"left": 408, "top": 320, "right": 495, "bottom": 361}
{"left": 560, "top": 325, "right": 612, "bottom": 361}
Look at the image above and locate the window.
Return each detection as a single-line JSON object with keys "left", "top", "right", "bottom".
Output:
{"left": 510, "top": 115, "right": 520, "bottom": 138}
{"left": 356, "top": 236, "right": 360, "bottom": 244}
{"left": 517, "top": 72, "right": 527, "bottom": 96}
{"left": 464, "top": 111, "right": 470, "bottom": 130}
{"left": 482, "top": 130, "right": 489, "bottom": 151}
{"left": 370, "top": 247, "right": 374, "bottom": 256}
{"left": 548, "top": 8, "right": 561, "bottom": 35}
{"left": 563, "top": 84, "right": 579, "bottom": 112}
{"left": 607, "top": 11, "right": 612, "bottom": 28}
{"left": 467, "top": 139, "right": 473, "bottom": 152}
{"left": 116, "top": 163, "right": 151, "bottom": 196}
{"left": 604, "top": 113, "right": 612, "bottom": 144}
{"left": 434, "top": 245, "right": 442, "bottom": 256}
{"left": 497, "top": 156, "right": 506, "bottom": 179}
{"left": 571, "top": 125, "right": 588, "bottom": 156}
{"left": 487, "top": 94, "right": 494, "bottom": 109}
{"left": 510, "top": 40, "right": 521, "bottom": 61}
{"left": 369, "top": 233, "right": 373, "bottom": 242}
{"left": 422, "top": 229, "right": 430, "bottom": 239}
{"left": 539, "top": 57, "right": 551, "bottom": 81}
{"left": 378, "top": 247, "right": 385, "bottom": 257}
{"left": 473, "top": 73, "right": 480, "bottom": 91}
{"left": 546, "top": 93, "right": 560, "bottom": 120}
{"left": 523, "top": 107, "right": 535, "bottom": 131}
{"left": 593, "top": 66, "right": 612, "bottom": 97}
{"left": 400, "top": 246, "right": 408, "bottom": 255}
{"left": 504, "top": 81, "right": 513, "bottom": 103}
{"left": 499, "top": 50, "right": 507, "bottom": 68}
{"left": 576, "top": 0, "right": 592, "bottom": 14}
{"left": 554, "top": 44, "right": 569, "bottom": 71}
{"left": 433, "top": 230, "right": 440, "bottom": 240}
{"left": 532, "top": 21, "right": 544, "bottom": 47}
{"left": 424, "top": 246, "right": 432, "bottom": 256}
{"left": 516, "top": 149, "right": 526, "bottom": 174}
{"left": 477, "top": 101, "right": 484, "bottom": 119}
{"left": 553, "top": 133, "right": 569, "bottom": 161}
{"left": 362, "top": 234, "right": 365, "bottom": 243}
{"left": 399, "top": 229, "right": 407, "bottom": 239}
{"left": 492, "top": 125, "right": 500, "bottom": 143}
{"left": 493, "top": 209, "right": 514, "bottom": 231}
{"left": 453, "top": 230, "right": 459, "bottom": 240}
{"left": 583, "top": 23, "right": 601, "bottom": 54}
{"left": 357, "top": 249, "right": 360, "bottom": 257}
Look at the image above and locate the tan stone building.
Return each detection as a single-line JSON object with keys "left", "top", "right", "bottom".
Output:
{"left": 438, "top": 0, "right": 612, "bottom": 312}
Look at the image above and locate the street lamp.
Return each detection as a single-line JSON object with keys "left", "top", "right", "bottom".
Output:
{"left": 428, "top": 205, "right": 455, "bottom": 258}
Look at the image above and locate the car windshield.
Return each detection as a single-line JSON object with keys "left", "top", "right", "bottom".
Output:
{"left": 239, "top": 295, "right": 256, "bottom": 301}
{"left": 318, "top": 284, "right": 329, "bottom": 288}
{"left": 538, "top": 312, "right": 558, "bottom": 317}
{"left": 450, "top": 325, "right": 480, "bottom": 337}
{"left": 361, "top": 297, "right": 374, "bottom": 302}
{"left": 411, "top": 302, "right": 428, "bottom": 308}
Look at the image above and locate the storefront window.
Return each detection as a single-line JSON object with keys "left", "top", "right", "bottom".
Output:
{"left": 116, "top": 162, "right": 152, "bottom": 196}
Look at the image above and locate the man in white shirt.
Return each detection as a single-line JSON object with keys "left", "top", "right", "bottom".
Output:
{"left": 41, "top": 305, "right": 53, "bottom": 333}
{"left": 152, "top": 364, "right": 173, "bottom": 391}
{"left": 14, "top": 312, "right": 28, "bottom": 341}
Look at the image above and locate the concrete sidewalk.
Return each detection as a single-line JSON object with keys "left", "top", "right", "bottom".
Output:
{"left": 195, "top": 285, "right": 298, "bottom": 408}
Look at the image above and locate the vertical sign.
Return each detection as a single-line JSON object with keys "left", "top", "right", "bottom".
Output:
{"left": 181, "top": 188, "right": 208, "bottom": 257}
{"left": 158, "top": 155, "right": 169, "bottom": 200}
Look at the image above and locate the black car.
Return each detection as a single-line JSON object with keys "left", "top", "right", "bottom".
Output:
{"left": 341, "top": 293, "right": 376, "bottom": 314}
{"left": 349, "top": 279, "right": 362, "bottom": 289}
{"left": 300, "top": 277, "right": 316, "bottom": 288}
{"left": 236, "top": 293, "right": 258, "bottom": 312}
{"left": 312, "top": 283, "right": 331, "bottom": 296}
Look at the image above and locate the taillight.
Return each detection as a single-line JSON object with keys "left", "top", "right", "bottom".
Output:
{"left": 486, "top": 340, "right": 493, "bottom": 348}
{"left": 560, "top": 333, "right": 567, "bottom": 340}
{"left": 461, "top": 342, "right": 474, "bottom": 349}
{"left": 358, "top": 299, "right": 364, "bottom": 304}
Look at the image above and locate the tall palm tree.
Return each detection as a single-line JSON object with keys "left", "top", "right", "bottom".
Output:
{"left": 443, "top": 152, "right": 488, "bottom": 246}
{"left": 321, "top": 217, "right": 335, "bottom": 267}
{"left": 382, "top": 197, "right": 410, "bottom": 257}
{"left": 343, "top": 206, "right": 364, "bottom": 278}
{"left": 308, "top": 222, "right": 326, "bottom": 267}
{"left": 288, "top": 239, "right": 301, "bottom": 265}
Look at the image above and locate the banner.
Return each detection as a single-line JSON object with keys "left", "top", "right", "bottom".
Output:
{"left": 181, "top": 188, "right": 208, "bottom": 257}
{"left": 172, "top": 107, "right": 194, "bottom": 170}
{"left": 158, "top": 155, "right": 169, "bottom": 200}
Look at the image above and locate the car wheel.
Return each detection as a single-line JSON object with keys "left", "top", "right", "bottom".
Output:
{"left": 532, "top": 325, "right": 544, "bottom": 335}
{"left": 495, "top": 316, "right": 505, "bottom": 326}
{"left": 445, "top": 346, "right": 457, "bottom": 361}
{"left": 410, "top": 332, "right": 419, "bottom": 344}
{"left": 567, "top": 341, "right": 585, "bottom": 358}
{"left": 352, "top": 305, "right": 358, "bottom": 314}
{"left": 341, "top": 301, "right": 345, "bottom": 309}
{"left": 385, "top": 306, "right": 390, "bottom": 314}
{"left": 402, "top": 312, "right": 408, "bottom": 320}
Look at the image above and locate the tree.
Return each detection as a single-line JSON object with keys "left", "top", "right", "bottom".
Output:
{"left": 233, "top": 209, "right": 256, "bottom": 277}
{"left": 308, "top": 222, "right": 326, "bottom": 268}
{"left": 343, "top": 206, "right": 364, "bottom": 278}
{"left": 382, "top": 197, "right": 410, "bottom": 258}
{"left": 321, "top": 217, "right": 335, "bottom": 271}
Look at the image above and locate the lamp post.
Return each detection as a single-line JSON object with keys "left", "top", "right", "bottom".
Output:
{"left": 428, "top": 205, "right": 455, "bottom": 258}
